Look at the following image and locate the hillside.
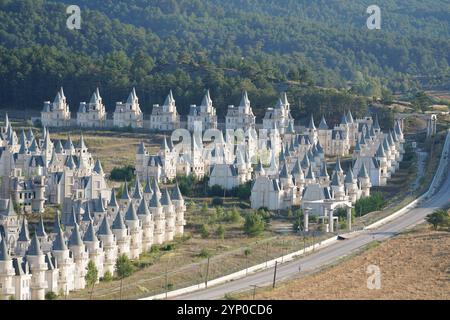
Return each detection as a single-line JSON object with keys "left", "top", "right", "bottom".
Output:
{"left": 0, "top": 0, "right": 448, "bottom": 117}
{"left": 243, "top": 224, "right": 450, "bottom": 300}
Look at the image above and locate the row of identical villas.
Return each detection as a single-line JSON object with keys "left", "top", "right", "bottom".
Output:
{"left": 40, "top": 87, "right": 254, "bottom": 132}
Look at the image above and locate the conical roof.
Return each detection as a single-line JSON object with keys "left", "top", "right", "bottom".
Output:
{"left": 132, "top": 176, "right": 142, "bottom": 200}
{"left": 36, "top": 215, "right": 47, "bottom": 238}
{"left": 52, "top": 225, "right": 68, "bottom": 251}
{"left": 120, "top": 180, "right": 131, "bottom": 200}
{"left": 83, "top": 221, "right": 98, "bottom": 242}
{"left": 160, "top": 188, "right": 172, "bottom": 206}
{"left": 68, "top": 223, "right": 83, "bottom": 246}
{"left": 171, "top": 183, "right": 183, "bottom": 201}
{"left": 137, "top": 199, "right": 150, "bottom": 216}
{"left": 18, "top": 217, "right": 30, "bottom": 242}
{"left": 0, "top": 237, "right": 10, "bottom": 261}
{"left": 345, "top": 166, "right": 355, "bottom": 184}
{"left": 125, "top": 203, "right": 138, "bottom": 221}
{"left": 143, "top": 175, "right": 153, "bottom": 194}
{"left": 52, "top": 211, "right": 62, "bottom": 233}
{"left": 109, "top": 188, "right": 119, "bottom": 208}
{"left": 307, "top": 115, "right": 316, "bottom": 130}
{"left": 27, "top": 233, "right": 42, "bottom": 256}
{"left": 112, "top": 212, "right": 126, "bottom": 230}
{"left": 149, "top": 191, "right": 161, "bottom": 208}
{"left": 97, "top": 216, "right": 112, "bottom": 236}
{"left": 335, "top": 158, "right": 343, "bottom": 173}
{"left": 358, "top": 163, "right": 369, "bottom": 178}
{"left": 93, "top": 159, "right": 104, "bottom": 175}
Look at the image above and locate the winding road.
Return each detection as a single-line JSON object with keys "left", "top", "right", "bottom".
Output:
{"left": 177, "top": 133, "right": 450, "bottom": 300}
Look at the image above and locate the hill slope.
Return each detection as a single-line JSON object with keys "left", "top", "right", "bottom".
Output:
{"left": 0, "top": 0, "right": 448, "bottom": 116}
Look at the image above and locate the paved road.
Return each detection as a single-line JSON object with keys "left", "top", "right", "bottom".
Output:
{"left": 177, "top": 145, "right": 450, "bottom": 300}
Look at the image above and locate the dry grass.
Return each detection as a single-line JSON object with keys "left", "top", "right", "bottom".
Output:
{"left": 245, "top": 224, "right": 450, "bottom": 300}
{"left": 49, "top": 131, "right": 163, "bottom": 175}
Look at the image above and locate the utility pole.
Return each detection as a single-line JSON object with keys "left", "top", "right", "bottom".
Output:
{"left": 272, "top": 261, "right": 278, "bottom": 289}
{"left": 165, "top": 266, "right": 168, "bottom": 299}
{"left": 250, "top": 285, "right": 259, "bottom": 300}
{"left": 205, "top": 257, "right": 210, "bottom": 288}
{"left": 265, "top": 242, "right": 269, "bottom": 268}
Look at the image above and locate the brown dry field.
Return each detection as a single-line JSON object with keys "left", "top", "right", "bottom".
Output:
{"left": 245, "top": 224, "right": 450, "bottom": 300}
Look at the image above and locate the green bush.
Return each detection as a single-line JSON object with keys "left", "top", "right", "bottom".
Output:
{"left": 224, "top": 208, "right": 241, "bottom": 223}
{"left": 101, "top": 271, "right": 113, "bottom": 282}
{"left": 45, "top": 291, "right": 58, "bottom": 300}
{"left": 426, "top": 210, "right": 450, "bottom": 230}
{"left": 110, "top": 165, "right": 134, "bottom": 181}
{"left": 354, "top": 192, "right": 385, "bottom": 216}
{"left": 198, "top": 248, "right": 210, "bottom": 258}
{"left": 200, "top": 224, "right": 210, "bottom": 238}
{"left": 244, "top": 212, "right": 265, "bottom": 236}
{"left": 216, "top": 225, "right": 225, "bottom": 240}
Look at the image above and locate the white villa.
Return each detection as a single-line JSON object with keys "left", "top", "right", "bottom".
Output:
{"left": 225, "top": 91, "right": 256, "bottom": 131}
{"left": 113, "top": 88, "right": 144, "bottom": 128}
{"left": 187, "top": 90, "right": 217, "bottom": 132}
{"left": 77, "top": 88, "right": 107, "bottom": 128}
{"left": 149, "top": 91, "right": 180, "bottom": 131}
{"left": 41, "top": 87, "right": 71, "bottom": 127}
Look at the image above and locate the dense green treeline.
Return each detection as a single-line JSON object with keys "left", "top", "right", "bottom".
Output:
{"left": 0, "top": 0, "right": 448, "bottom": 118}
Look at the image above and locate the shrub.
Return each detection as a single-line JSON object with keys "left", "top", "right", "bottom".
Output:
{"left": 208, "top": 185, "right": 225, "bottom": 197}
{"left": 198, "top": 248, "right": 210, "bottom": 258}
{"left": 354, "top": 192, "right": 385, "bottom": 216}
{"left": 244, "top": 212, "right": 265, "bottom": 236}
{"left": 224, "top": 208, "right": 241, "bottom": 223}
{"left": 101, "top": 271, "right": 113, "bottom": 282}
{"left": 110, "top": 165, "right": 134, "bottom": 181}
{"left": 426, "top": 210, "right": 450, "bottom": 230}
{"left": 235, "top": 183, "right": 251, "bottom": 200}
{"left": 216, "top": 225, "right": 225, "bottom": 240}
{"left": 161, "top": 243, "right": 176, "bottom": 251}
{"left": 200, "top": 224, "right": 210, "bottom": 238}
{"left": 45, "top": 292, "right": 58, "bottom": 300}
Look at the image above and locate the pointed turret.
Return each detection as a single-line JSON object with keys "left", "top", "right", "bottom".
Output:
{"left": 68, "top": 223, "right": 83, "bottom": 247}
{"left": 121, "top": 180, "right": 131, "bottom": 201}
{"left": 18, "top": 217, "right": 30, "bottom": 242}
{"left": 52, "top": 224, "right": 68, "bottom": 251}
{"left": 112, "top": 212, "right": 126, "bottom": 230}
{"left": 93, "top": 159, "right": 104, "bottom": 175}
{"left": 358, "top": 163, "right": 369, "bottom": 178}
{"left": 0, "top": 236, "right": 10, "bottom": 261}
{"left": 5, "top": 196, "right": 16, "bottom": 217}
{"left": 160, "top": 188, "right": 172, "bottom": 206}
{"left": 83, "top": 221, "right": 98, "bottom": 242}
{"left": 318, "top": 116, "right": 328, "bottom": 130}
{"left": 149, "top": 191, "right": 161, "bottom": 208}
{"left": 108, "top": 188, "right": 119, "bottom": 209}
{"left": 125, "top": 203, "right": 139, "bottom": 221}
{"left": 132, "top": 175, "right": 142, "bottom": 200}
{"left": 97, "top": 216, "right": 112, "bottom": 236}
{"left": 307, "top": 115, "right": 316, "bottom": 130}
{"left": 137, "top": 198, "right": 150, "bottom": 216}
{"left": 334, "top": 158, "right": 343, "bottom": 174}
{"left": 171, "top": 183, "right": 183, "bottom": 201}
{"left": 36, "top": 215, "right": 47, "bottom": 238}
{"left": 27, "top": 233, "right": 42, "bottom": 256}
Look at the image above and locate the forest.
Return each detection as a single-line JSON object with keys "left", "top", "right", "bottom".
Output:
{"left": 0, "top": 0, "right": 448, "bottom": 121}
